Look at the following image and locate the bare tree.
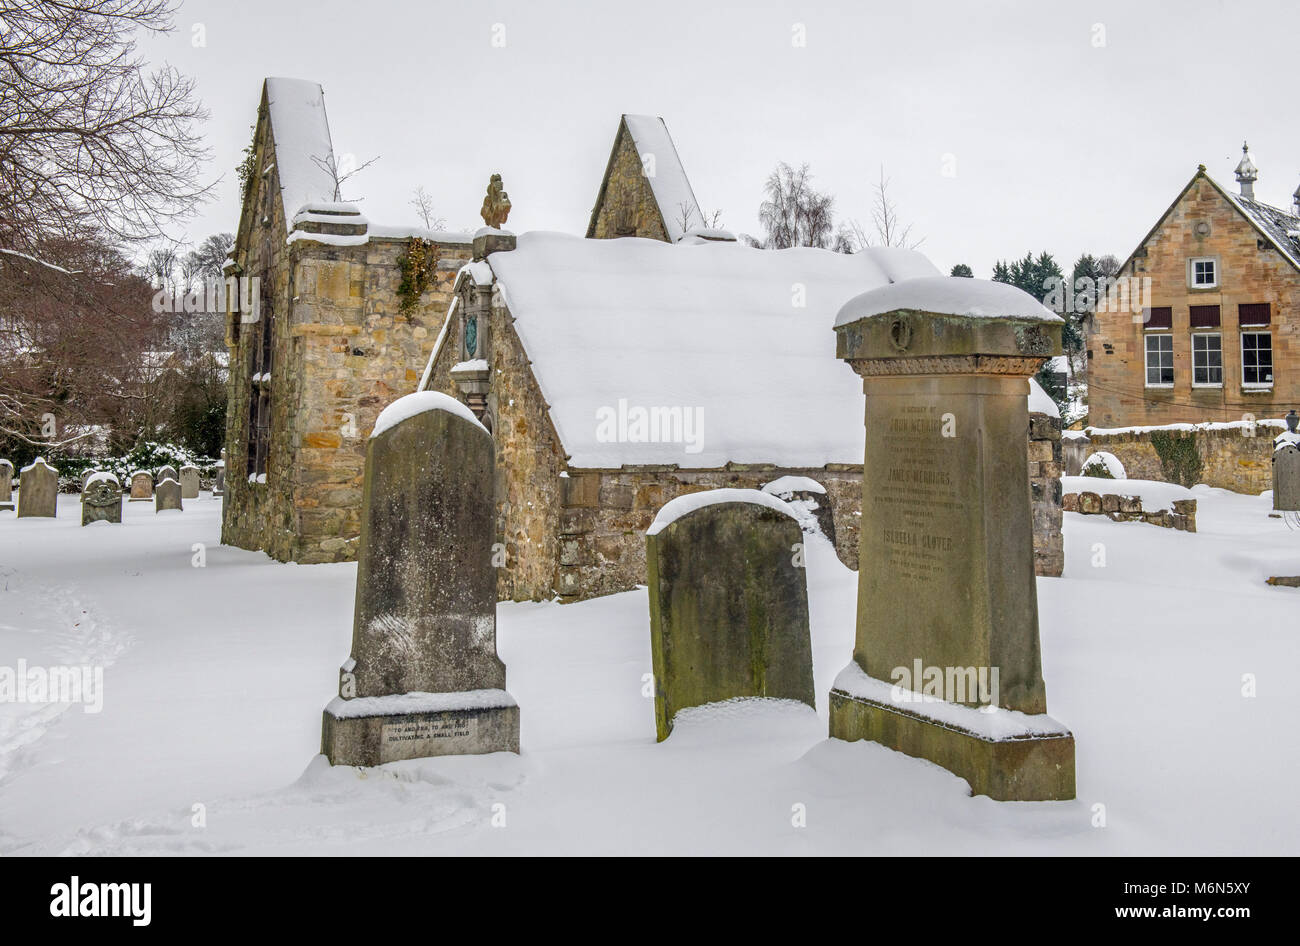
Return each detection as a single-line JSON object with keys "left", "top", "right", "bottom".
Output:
{"left": 758, "top": 163, "right": 836, "bottom": 249}
{"left": 191, "top": 233, "right": 234, "bottom": 280}
{"left": 311, "top": 152, "right": 380, "bottom": 203}
{"left": 144, "top": 245, "right": 179, "bottom": 293}
{"left": 409, "top": 187, "right": 446, "bottom": 230}
{"left": 843, "top": 167, "right": 924, "bottom": 251}
{"left": 0, "top": 233, "right": 169, "bottom": 449}
{"left": 0, "top": 0, "right": 210, "bottom": 256}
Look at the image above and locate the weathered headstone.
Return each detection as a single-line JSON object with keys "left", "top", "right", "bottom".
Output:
{"left": 17, "top": 457, "right": 58, "bottom": 518}
{"left": 157, "top": 465, "right": 178, "bottom": 484}
{"left": 828, "top": 277, "right": 1076, "bottom": 801}
{"left": 646, "top": 489, "right": 814, "bottom": 742}
{"left": 0, "top": 459, "right": 13, "bottom": 511}
{"left": 179, "top": 464, "right": 200, "bottom": 499}
{"left": 80, "top": 469, "right": 96, "bottom": 492}
{"left": 128, "top": 470, "right": 153, "bottom": 501}
{"left": 321, "top": 391, "right": 519, "bottom": 766}
{"left": 81, "top": 472, "right": 123, "bottom": 525}
{"left": 155, "top": 477, "right": 183, "bottom": 512}
{"left": 1274, "top": 432, "right": 1300, "bottom": 512}
{"left": 212, "top": 450, "right": 226, "bottom": 498}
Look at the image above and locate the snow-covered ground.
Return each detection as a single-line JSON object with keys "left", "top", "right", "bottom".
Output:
{"left": 1, "top": 489, "right": 1297, "bottom": 855}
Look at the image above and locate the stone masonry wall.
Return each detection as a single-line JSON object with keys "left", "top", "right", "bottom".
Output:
{"left": 588, "top": 121, "right": 671, "bottom": 242}
{"left": 1029, "top": 411, "right": 1065, "bottom": 578}
{"left": 557, "top": 466, "right": 863, "bottom": 602}
{"left": 1069, "top": 420, "right": 1289, "bottom": 493}
{"left": 421, "top": 280, "right": 566, "bottom": 602}
{"left": 221, "top": 111, "right": 472, "bottom": 565}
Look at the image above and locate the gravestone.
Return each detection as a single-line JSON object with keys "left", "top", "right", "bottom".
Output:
{"left": 80, "top": 469, "right": 97, "bottom": 492}
{"left": 157, "top": 465, "right": 178, "bottom": 484}
{"left": 81, "top": 472, "right": 123, "bottom": 525}
{"left": 0, "top": 459, "right": 13, "bottom": 511}
{"left": 155, "top": 477, "right": 183, "bottom": 512}
{"left": 179, "top": 465, "right": 200, "bottom": 499}
{"left": 1274, "top": 435, "right": 1300, "bottom": 512}
{"left": 646, "top": 489, "right": 814, "bottom": 742}
{"left": 212, "top": 450, "right": 225, "bottom": 498}
{"left": 17, "top": 457, "right": 58, "bottom": 518}
{"left": 128, "top": 470, "right": 153, "bottom": 501}
{"left": 828, "top": 277, "right": 1076, "bottom": 801}
{"left": 321, "top": 391, "right": 519, "bottom": 766}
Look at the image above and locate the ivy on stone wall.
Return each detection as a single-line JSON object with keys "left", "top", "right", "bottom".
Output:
{"left": 236, "top": 123, "right": 258, "bottom": 202}
{"left": 397, "top": 237, "right": 439, "bottom": 315}
{"left": 1150, "top": 431, "right": 1204, "bottom": 488}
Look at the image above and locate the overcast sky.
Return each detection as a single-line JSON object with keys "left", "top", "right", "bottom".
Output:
{"left": 139, "top": 0, "right": 1300, "bottom": 275}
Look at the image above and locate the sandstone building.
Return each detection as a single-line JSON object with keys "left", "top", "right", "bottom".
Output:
{"left": 221, "top": 78, "right": 472, "bottom": 561}
{"left": 1090, "top": 144, "right": 1299, "bottom": 428}
{"left": 222, "top": 82, "right": 1066, "bottom": 596}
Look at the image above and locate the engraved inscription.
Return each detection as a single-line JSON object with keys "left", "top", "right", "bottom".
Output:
{"left": 382, "top": 714, "right": 475, "bottom": 746}
{"left": 872, "top": 404, "right": 959, "bottom": 585}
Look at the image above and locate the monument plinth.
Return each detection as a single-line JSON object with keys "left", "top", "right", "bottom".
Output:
{"left": 321, "top": 391, "right": 518, "bottom": 766}
{"left": 828, "top": 277, "right": 1075, "bottom": 801}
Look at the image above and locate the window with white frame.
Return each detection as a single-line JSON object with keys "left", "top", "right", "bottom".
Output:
{"left": 1190, "top": 257, "right": 1217, "bottom": 288}
{"left": 1241, "top": 332, "right": 1273, "bottom": 387}
{"left": 1145, "top": 333, "right": 1174, "bottom": 386}
{"left": 1191, "top": 333, "right": 1222, "bottom": 386}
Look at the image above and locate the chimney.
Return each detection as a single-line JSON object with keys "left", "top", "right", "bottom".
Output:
{"left": 1293, "top": 180, "right": 1300, "bottom": 217}
{"left": 1235, "top": 141, "right": 1258, "bottom": 200}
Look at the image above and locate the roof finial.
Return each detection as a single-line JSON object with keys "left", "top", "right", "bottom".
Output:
{"left": 1235, "top": 141, "right": 1258, "bottom": 199}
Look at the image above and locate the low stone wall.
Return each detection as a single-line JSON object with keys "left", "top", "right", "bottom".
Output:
{"left": 1069, "top": 418, "right": 1290, "bottom": 494}
{"left": 1029, "top": 411, "right": 1064, "bottom": 578}
{"left": 557, "top": 466, "right": 862, "bottom": 602}
{"left": 1063, "top": 490, "right": 1197, "bottom": 532}
{"left": 557, "top": 412, "right": 1067, "bottom": 601}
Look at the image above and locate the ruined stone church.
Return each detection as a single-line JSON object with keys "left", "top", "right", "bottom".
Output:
{"left": 222, "top": 78, "right": 1064, "bottom": 601}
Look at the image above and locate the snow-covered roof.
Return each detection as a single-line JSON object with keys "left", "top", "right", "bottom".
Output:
{"left": 1027, "top": 378, "right": 1060, "bottom": 418}
{"left": 264, "top": 78, "right": 338, "bottom": 224}
{"left": 481, "top": 231, "right": 941, "bottom": 468}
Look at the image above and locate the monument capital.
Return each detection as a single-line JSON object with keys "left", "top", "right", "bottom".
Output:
{"left": 834, "top": 277, "right": 1062, "bottom": 379}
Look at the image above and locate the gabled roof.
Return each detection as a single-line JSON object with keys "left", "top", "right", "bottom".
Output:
{"left": 449, "top": 232, "right": 942, "bottom": 468}
{"left": 263, "top": 78, "right": 338, "bottom": 224}
{"left": 1118, "top": 167, "right": 1300, "bottom": 275}
{"left": 586, "top": 115, "right": 703, "bottom": 242}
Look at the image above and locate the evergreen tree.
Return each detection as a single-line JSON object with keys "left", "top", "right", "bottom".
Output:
{"left": 949, "top": 263, "right": 973, "bottom": 277}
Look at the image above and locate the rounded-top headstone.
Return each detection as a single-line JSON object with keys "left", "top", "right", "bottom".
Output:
{"left": 348, "top": 391, "right": 501, "bottom": 698}
{"left": 17, "top": 457, "right": 58, "bottom": 518}
{"left": 646, "top": 488, "right": 814, "bottom": 741}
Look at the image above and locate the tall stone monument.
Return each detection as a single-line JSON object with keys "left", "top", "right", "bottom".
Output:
{"left": 646, "top": 489, "right": 815, "bottom": 741}
{"left": 321, "top": 390, "right": 519, "bottom": 766}
{"left": 0, "top": 459, "right": 13, "bottom": 512}
{"left": 828, "top": 277, "right": 1076, "bottom": 801}
{"left": 155, "top": 477, "right": 183, "bottom": 512}
{"left": 179, "top": 465, "right": 201, "bottom": 499}
{"left": 17, "top": 457, "right": 58, "bottom": 518}
{"left": 128, "top": 470, "right": 153, "bottom": 501}
{"left": 81, "top": 473, "right": 123, "bottom": 525}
